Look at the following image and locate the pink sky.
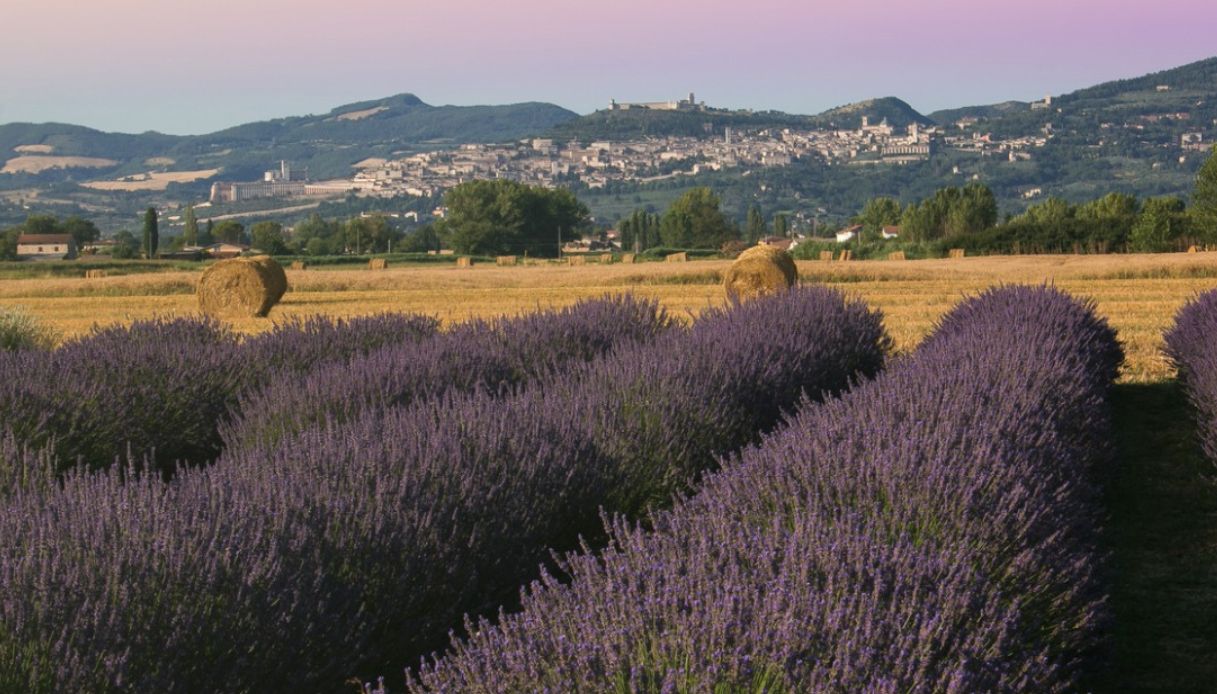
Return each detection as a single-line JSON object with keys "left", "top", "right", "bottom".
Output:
{"left": 2, "top": 0, "right": 1214, "bottom": 134}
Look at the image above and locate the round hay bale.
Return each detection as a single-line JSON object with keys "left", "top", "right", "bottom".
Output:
{"left": 197, "top": 256, "right": 288, "bottom": 318}
{"left": 723, "top": 244, "right": 797, "bottom": 303}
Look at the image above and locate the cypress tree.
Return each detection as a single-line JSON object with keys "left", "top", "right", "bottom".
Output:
{"left": 183, "top": 205, "right": 198, "bottom": 246}
{"left": 142, "top": 207, "right": 159, "bottom": 259}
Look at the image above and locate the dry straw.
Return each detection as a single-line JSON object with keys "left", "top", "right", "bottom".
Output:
{"left": 368, "top": 258, "right": 388, "bottom": 270}
{"left": 665, "top": 252, "right": 688, "bottom": 263}
{"left": 496, "top": 256, "right": 517, "bottom": 266}
{"left": 568, "top": 255, "right": 587, "bottom": 266}
{"left": 620, "top": 253, "right": 636, "bottom": 264}
{"left": 457, "top": 257, "right": 473, "bottom": 268}
{"left": 290, "top": 261, "right": 308, "bottom": 271}
{"left": 599, "top": 254, "right": 613, "bottom": 265}
{"left": 84, "top": 269, "right": 108, "bottom": 279}
{"left": 723, "top": 244, "right": 798, "bottom": 303}
{"left": 887, "top": 251, "right": 907, "bottom": 261}
{"left": 949, "top": 248, "right": 966, "bottom": 259}
{"left": 819, "top": 251, "right": 833, "bottom": 262}
{"left": 838, "top": 250, "right": 853, "bottom": 262}
{"left": 197, "top": 255, "right": 288, "bottom": 319}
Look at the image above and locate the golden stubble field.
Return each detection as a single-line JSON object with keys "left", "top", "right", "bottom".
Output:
{"left": 5, "top": 252, "right": 1217, "bottom": 383}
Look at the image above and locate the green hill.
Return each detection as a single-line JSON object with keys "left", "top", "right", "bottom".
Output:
{"left": 809, "top": 97, "right": 934, "bottom": 129}
{"left": 0, "top": 95, "right": 578, "bottom": 183}
{"left": 548, "top": 97, "right": 933, "bottom": 141}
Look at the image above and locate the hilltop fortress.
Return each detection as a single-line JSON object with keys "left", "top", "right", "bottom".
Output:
{"left": 608, "top": 92, "right": 706, "bottom": 112}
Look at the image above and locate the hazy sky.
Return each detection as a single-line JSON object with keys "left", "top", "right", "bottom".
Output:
{"left": 2, "top": 0, "right": 1214, "bottom": 135}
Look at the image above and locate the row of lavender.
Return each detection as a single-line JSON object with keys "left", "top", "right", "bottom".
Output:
{"left": 1165, "top": 289, "right": 1217, "bottom": 467}
{"left": 0, "top": 295, "right": 669, "bottom": 486}
{"left": 408, "top": 285, "right": 1124, "bottom": 692}
{"left": 0, "top": 288, "right": 890, "bottom": 691}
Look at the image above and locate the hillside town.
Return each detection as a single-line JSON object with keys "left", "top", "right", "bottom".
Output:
{"left": 208, "top": 102, "right": 1056, "bottom": 204}
{"left": 342, "top": 115, "right": 1047, "bottom": 199}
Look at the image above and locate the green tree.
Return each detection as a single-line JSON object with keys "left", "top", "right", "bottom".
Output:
{"left": 442, "top": 180, "right": 589, "bottom": 256}
{"left": 949, "top": 182, "right": 998, "bottom": 235}
{"left": 773, "top": 214, "right": 789, "bottom": 238}
{"left": 1076, "top": 192, "right": 1139, "bottom": 221}
{"left": 854, "top": 197, "right": 901, "bottom": 239}
{"left": 1016, "top": 197, "right": 1074, "bottom": 226}
{"left": 111, "top": 230, "right": 139, "bottom": 259}
{"left": 745, "top": 204, "right": 766, "bottom": 242}
{"left": 346, "top": 215, "right": 399, "bottom": 253}
{"left": 182, "top": 205, "right": 199, "bottom": 247}
{"left": 399, "top": 224, "right": 442, "bottom": 253}
{"left": 22, "top": 215, "right": 59, "bottom": 235}
{"left": 1130, "top": 196, "right": 1187, "bottom": 252}
{"left": 212, "top": 220, "right": 245, "bottom": 244}
{"left": 0, "top": 227, "right": 19, "bottom": 260}
{"left": 250, "top": 221, "right": 288, "bottom": 254}
{"left": 142, "top": 207, "right": 159, "bottom": 258}
{"left": 660, "top": 187, "right": 737, "bottom": 248}
{"left": 201, "top": 219, "right": 215, "bottom": 246}
{"left": 60, "top": 216, "right": 100, "bottom": 248}
{"left": 1193, "top": 145, "right": 1217, "bottom": 243}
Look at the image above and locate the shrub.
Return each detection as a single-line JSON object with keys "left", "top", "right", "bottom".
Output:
{"left": 408, "top": 286, "right": 1121, "bottom": 693}
{"left": 222, "top": 294, "right": 674, "bottom": 452}
{"left": 1165, "top": 289, "right": 1217, "bottom": 463}
{"left": 0, "top": 306, "right": 57, "bottom": 351}
{"left": 0, "top": 318, "right": 244, "bottom": 475}
{"left": 238, "top": 312, "right": 440, "bottom": 378}
{"left": 0, "top": 288, "right": 889, "bottom": 693}
{"left": 0, "top": 432, "right": 55, "bottom": 500}
{"left": 0, "top": 313, "right": 442, "bottom": 477}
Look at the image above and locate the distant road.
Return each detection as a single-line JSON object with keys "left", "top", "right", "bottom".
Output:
{"left": 201, "top": 202, "right": 323, "bottom": 222}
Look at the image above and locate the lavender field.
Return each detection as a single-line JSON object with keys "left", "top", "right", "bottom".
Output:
{"left": 1, "top": 285, "right": 1215, "bottom": 692}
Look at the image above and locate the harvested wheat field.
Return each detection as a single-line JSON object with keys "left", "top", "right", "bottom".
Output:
{"left": 5, "top": 252, "right": 1217, "bottom": 382}
{"left": 1, "top": 155, "right": 119, "bottom": 174}
{"left": 81, "top": 169, "right": 219, "bottom": 191}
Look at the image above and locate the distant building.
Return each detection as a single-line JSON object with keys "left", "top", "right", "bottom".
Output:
{"left": 880, "top": 226, "right": 901, "bottom": 240}
{"left": 209, "top": 161, "right": 310, "bottom": 203}
{"left": 16, "top": 234, "right": 77, "bottom": 260}
{"left": 608, "top": 92, "right": 706, "bottom": 112}
{"left": 760, "top": 236, "right": 795, "bottom": 251}
{"left": 1182, "top": 133, "right": 1208, "bottom": 151}
{"left": 881, "top": 143, "right": 931, "bottom": 162}
{"left": 835, "top": 225, "right": 862, "bottom": 243}
{"left": 204, "top": 242, "right": 249, "bottom": 259}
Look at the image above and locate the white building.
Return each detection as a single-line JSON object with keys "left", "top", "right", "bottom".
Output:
{"left": 16, "top": 234, "right": 77, "bottom": 260}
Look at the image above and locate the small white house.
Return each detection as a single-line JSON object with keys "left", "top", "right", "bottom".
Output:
{"left": 880, "top": 225, "right": 901, "bottom": 240}
{"left": 835, "top": 225, "right": 862, "bottom": 243}
{"left": 16, "top": 234, "right": 77, "bottom": 261}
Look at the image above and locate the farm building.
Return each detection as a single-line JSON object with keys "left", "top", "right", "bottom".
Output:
{"left": 205, "top": 242, "right": 250, "bottom": 259}
{"left": 835, "top": 225, "right": 863, "bottom": 243}
{"left": 16, "top": 234, "right": 77, "bottom": 260}
{"left": 759, "top": 236, "right": 797, "bottom": 252}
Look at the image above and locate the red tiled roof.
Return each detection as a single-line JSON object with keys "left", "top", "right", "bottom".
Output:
{"left": 17, "top": 234, "right": 73, "bottom": 244}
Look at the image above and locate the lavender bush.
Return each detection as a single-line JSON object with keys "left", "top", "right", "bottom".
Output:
{"left": 0, "top": 318, "right": 244, "bottom": 475}
{"left": 408, "top": 286, "right": 1122, "bottom": 693}
{"left": 0, "top": 306, "right": 57, "bottom": 351}
{"left": 0, "top": 287, "right": 888, "bottom": 693}
{"left": 1165, "top": 289, "right": 1217, "bottom": 463}
{"left": 0, "top": 313, "right": 443, "bottom": 477}
{"left": 237, "top": 312, "right": 440, "bottom": 378}
{"left": 222, "top": 293, "right": 675, "bottom": 452}
{"left": 0, "top": 432, "right": 55, "bottom": 500}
